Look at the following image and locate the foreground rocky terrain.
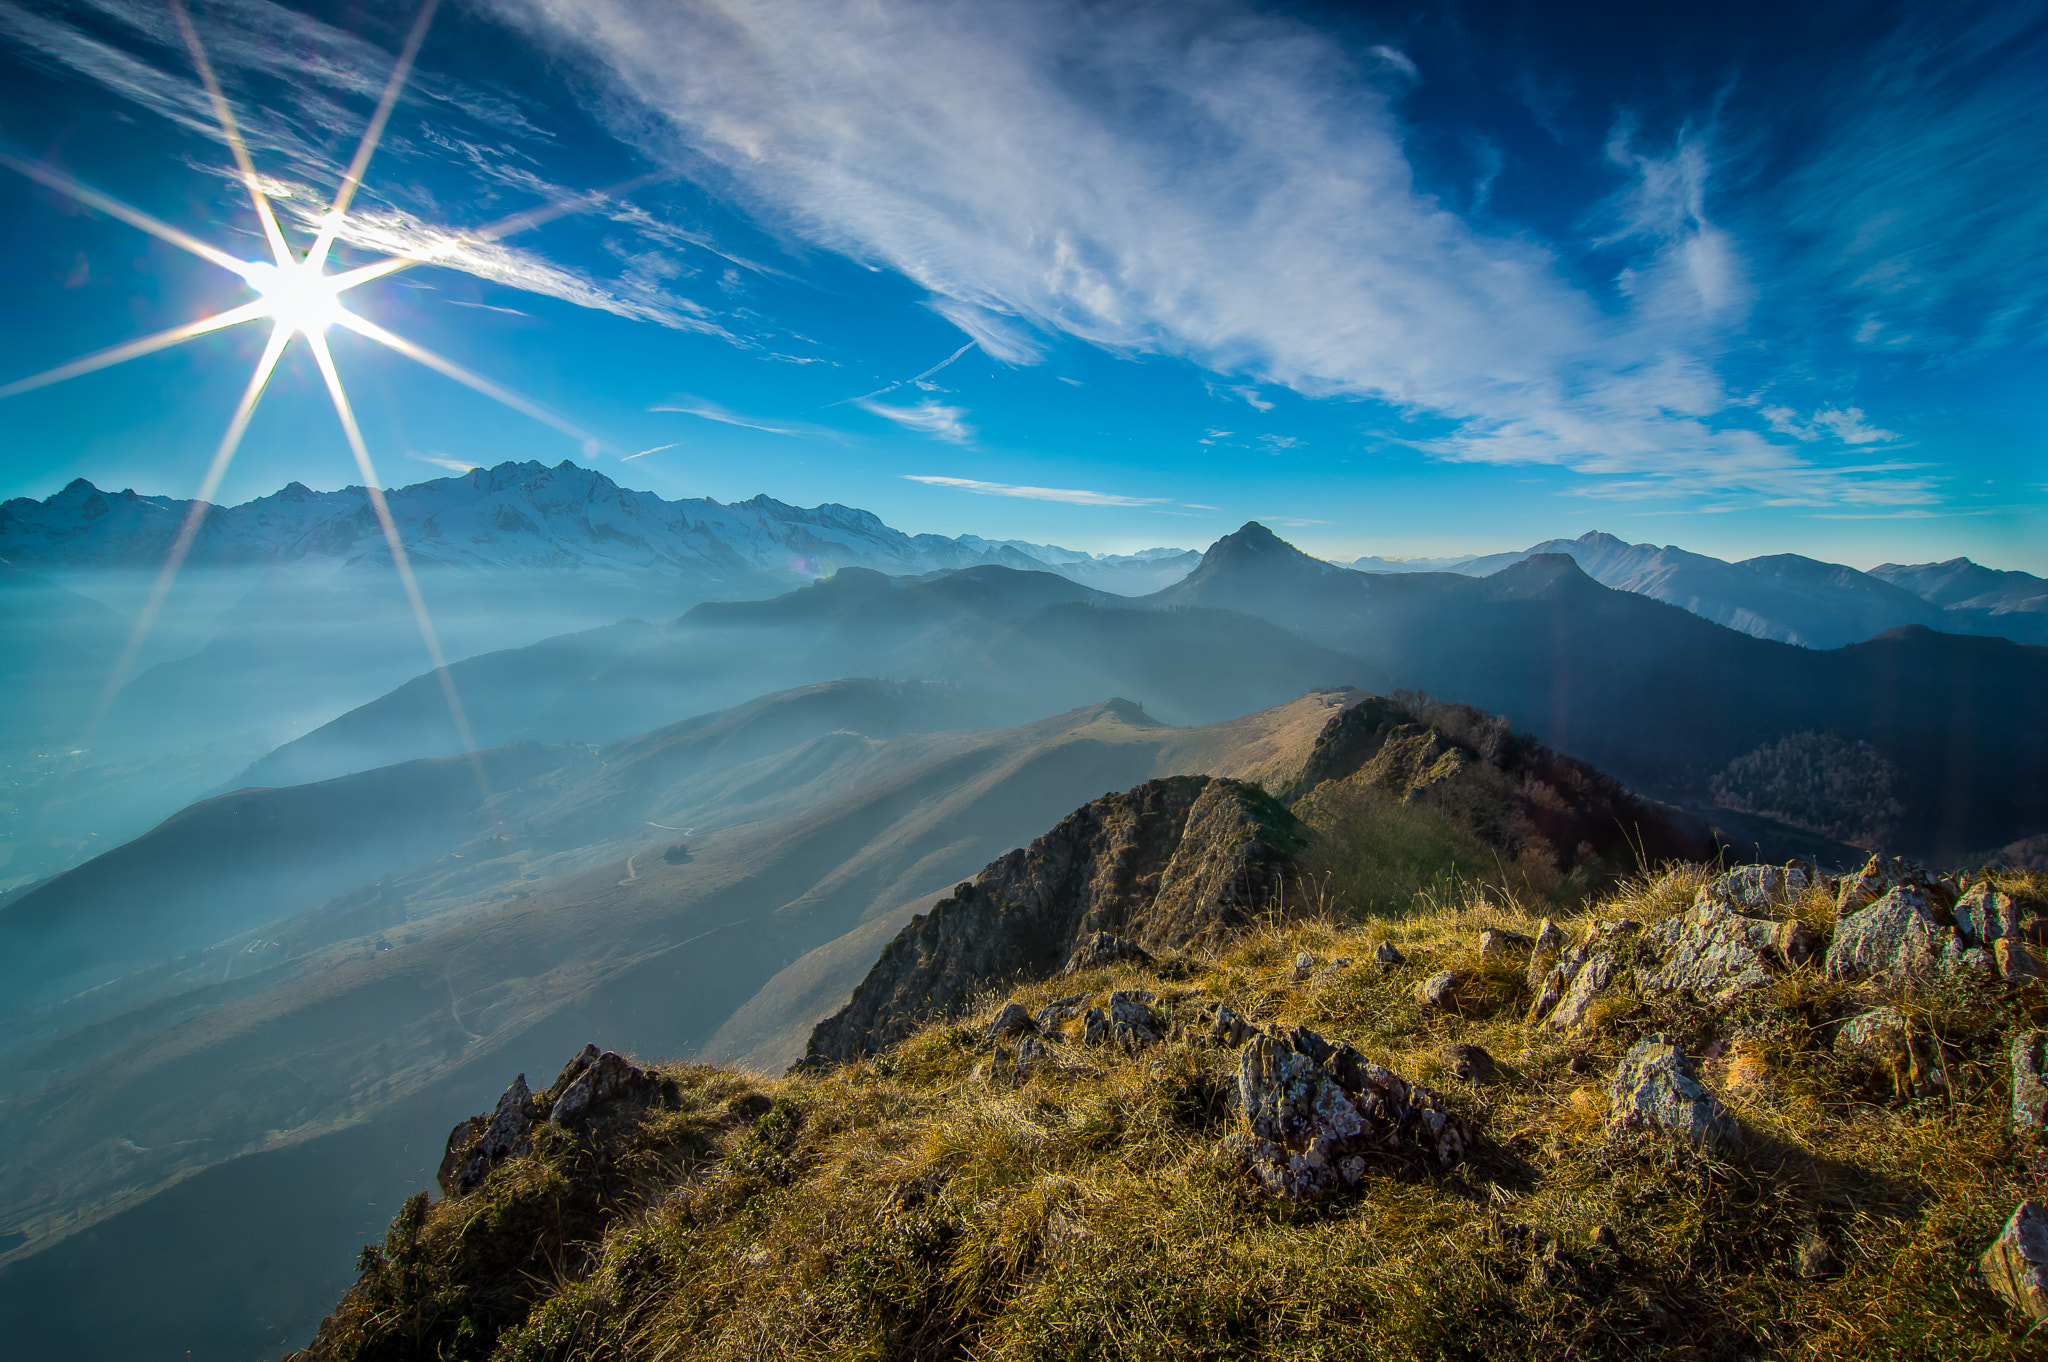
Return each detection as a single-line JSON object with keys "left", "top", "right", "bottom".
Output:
{"left": 293, "top": 704, "right": 2048, "bottom": 1359}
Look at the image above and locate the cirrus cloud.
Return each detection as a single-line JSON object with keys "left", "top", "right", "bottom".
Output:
{"left": 904, "top": 475, "right": 1167, "bottom": 507}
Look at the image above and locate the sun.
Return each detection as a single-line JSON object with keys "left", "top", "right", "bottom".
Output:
{"left": 0, "top": 0, "right": 628, "bottom": 763}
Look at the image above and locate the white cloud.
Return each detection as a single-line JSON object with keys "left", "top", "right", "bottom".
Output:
{"left": 1208, "top": 382, "right": 1273, "bottom": 412}
{"left": 486, "top": 0, "right": 1928, "bottom": 507}
{"left": 858, "top": 398, "right": 974, "bottom": 443}
{"left": 1812, "top": 407, "right": 1900, "bottom": 445}
{"left": 407, "top": 452, "right": 482, "bottom": 472}
{"left": 904, "top": 474, "right": 1167, "bottom": 506}
{"left": 652, "top": 396, "right": 824, "bottom": 437}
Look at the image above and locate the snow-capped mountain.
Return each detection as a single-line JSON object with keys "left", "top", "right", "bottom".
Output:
{"left": 0, "top": 460, "right": 1200, "bottom": 595}
{"left": 1350, "top": 530, "right": 2046, "bottom": 648}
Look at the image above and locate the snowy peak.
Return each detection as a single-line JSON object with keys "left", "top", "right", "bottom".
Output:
{"left": 0, "top": 461, "right": 1200, "bottom": 596}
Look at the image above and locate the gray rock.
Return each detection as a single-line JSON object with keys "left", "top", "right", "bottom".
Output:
{"left": 441, "top": 1073, "right": 537, "bottom": 1194}
{"left": 1527, "top": 919, "right": 1568, "bottom": 989}
{"left": 548, "top": 1046, "right": 656, "bottom": 1125}
{"left": 1835, "top": 1006, "right": 1947, "bottom": 1100}
{"left": 1288, "top": 1024, "right": 1335, "bottom": 1066}
{"left": 1836, "top": 854, "right": 1947, "bottom": 917}
{"left": 1065, "top": 931, "right": 1154, "bottom": 976}
{"left": 1081, "top": 1007, "right": 1110, "bottom": 1046}
{"left": 1414, "top": 970, "right": 1458, "bottom": 1010}
{"left": 1106, "top": 990, "right": 1164, "bottom": 1053}
{"left": 1607, "top": 1035, "right": 1740, "bottom": 1149}
{"left": 1544, "top": 950, "right": 1623, "bottom": 1032}
{"left": 1998, "top": 938, "right": 2047, "bottom": 985}
{"left": 1232, "top": 1029, "right": 1473, "bottom": 1197}
{"left": 1291, "top": 951, "right": 1318, "bottom": 982}
{"left": 1479, "top": 929, "right": 1534, "bottom": 959}
{"left": 1954, "top": 883, "right": 2021, "bottom": 949}
{"left": 2013, "top": 1032, "right": 2048, "bottom": 1133}
{"left": 1373, "top": 940, "right": 1404, "bottom": 970}
{"left": 1529, "top": 965, "right": 1569, "bottom": 1023}
{"left": 1445, "top": 1042, "right": 1497, "bottom": 1083}
{"left": 1034, "top": 996, "right": 1086, "bottom": 1032}
{"left": 1637, "top": 900, "right": 1778, "bottom": 1004}
{"left": 1824, "top": 886, "right": 1959, "bottom": 982}
{"left": 1699, "top": 862, "right": 1827, "bottom": 913}
{"left": 987, "top": 1002, "right": 1037, "bottom": 1041}
{"left": 1202, "top": 1001, "right": 1254, "bottom": 1047}
{"left": 1982, "top": 1200, "right": 2048, "bottom": 1322}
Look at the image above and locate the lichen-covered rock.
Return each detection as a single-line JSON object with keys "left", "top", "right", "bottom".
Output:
{"left": 1699, "top": 862, "right": 1830, "bottom": 913}
{"left": 1414, "top": 970, "right": 1458, "bottom": 1010}
{"left": 987, "top": 1002, "right": 1037, "bottom": 1040}
{"left": 1834, "top": 1006, "right": 1948, "bottom": 1100}
{"left": 1998, "top": 938, "right": 2047, "bottom": 985}
{"left": 1231, "top": 1029, "right": 1473, "bottom": 1197}
{"left": 1544, "top": 949, "right": 1622, "bottom": 1032}
{"left": 1607, "top": 1035, "right": 1739, "bottom": 1149}
{"left": 1081, "top": 1007, "right": 1110, "bottom": 1046}
{"left": 1106, "top": 990, "right": 1163, "bottom": 1053}
{"left": 1954, "top": 883, "right": 2021, "bottom": 949}
{"left": 440, "top": 1074, "right": 537, "bottom": 1194}
{"left": 1065, "top": 931, "right": 1154, "bottom": 976}
{"left": 1825, "top": 886, "right": 1960, "bottom": 982}
{"left": 1637, "top": 900, "right": 1778, "bottom": 1004}
{"left": 2012, "top": 1032, "right": 2048, "bottom": 1133}
{"left": 1527, "top": 919, "right": 1568, "bottom": 989}
{"left": 1290, "top": 951, "right": 1318, "bottom": 982}
{"left": 1982, "top": 1200, "right": 2048, "bottom": 1323}
{"left": 1479, "top": 929, "right": 1533, "bottom": 959}
{"left": 1836, "top": 854, "right": 1949, "bottom": 917}
{"left": 1034, "top": 996, "right": 1085, "bottom": 1033}
{"left": 548, "top": 1046, "right": 656, "bottom": 1125}
{"left": 1199, "top": 1000, "right": 1254, "bottom": 1047}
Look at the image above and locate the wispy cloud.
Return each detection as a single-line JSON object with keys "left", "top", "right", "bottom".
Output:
{"left": 490, "top": 0, "right": 1933, "bottom": 508}
{"left": 622, "top": 441, "right": 683, "bottom": 460}
{"left": 904, "top": 475, "right": 1168, "bottom": 507}
{"left": 1208, "top": 382, "right": 1273, "bottom": 412}
{"left": 407, "top": 452, "right": 483, "bottom": 472}
{"left": 445, "top": 299, "right": 531, "bottom": 317}
{"left": 652, "top": 396, "right": 826, "bottom": 437}
{"left": 858, "top": 398, "right": 974, "bottom": 443}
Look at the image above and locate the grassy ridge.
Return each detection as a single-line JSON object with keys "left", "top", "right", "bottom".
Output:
{"left": 298, "top": 863, "right": 2048, "bottom": 1360}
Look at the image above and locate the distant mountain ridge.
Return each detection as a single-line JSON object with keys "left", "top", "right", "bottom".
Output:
{"left": 1351, "top": 529, "right": 2047, "bottom": 648}
{"left": 0, "top": 460, "right": 1200, "bottom": 595}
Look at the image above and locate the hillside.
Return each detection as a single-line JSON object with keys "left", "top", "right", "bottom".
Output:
{"left": 294, "top": 784, "right": 2048, "bottom": 1360}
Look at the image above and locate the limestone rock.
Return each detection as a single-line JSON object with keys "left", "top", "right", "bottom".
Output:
{"left": 1544, "top": 949, "right": 1623, "bottom": 1032}
{"left": 1835, "top": 1007, "right": 1947, "bottom": 1100}
{"left": 1065, "top": 931, "right": 1154, "bottom": 976}
{"left": 1699, "top": 862, "right": 1829, "bottom": 913}
{"left": 1081, "top": 1007, "right": 1110, "bottom": 1046}
{"left": 2012, "top": 1032, "right": 2048, "bottom": 1133}
{"left": 1414, "top": 970, "right": 1458, "bottom": 1010}
{"left": 1836, "top": 854, "right": 1949, "bottom": 917}
{"left": 440, "top": 1074, "right": 537, "bottom": 1195}
{"left": 1637, "top": 900, "right": 1778, "bottom": 1004}
{"left": 1479, "top": 929, "right": 1534, "bottom": 959}
{"left": 1106, "top": 990, "right": 1164, "bottom": 1053}
{"left": 1824, "top": 886, "right": 1960, "bottom": 982}
{"left": 1290, "top": 951, "right": 1318, "bottom": 983}
{"left": 1982, "top": 1200, "right": 2048, "bottom": 1323}
{"left": 1034, "top": 996, "right": 1086, "bottom": 1034}
{"left": 987, "top": 1002, "right": 1037, "bottom": 1041}
{"left": 1607, "top": 1035, "right": 1739, "bottom": 1150}
{"left": 1998, "top": 938, "right": 2047, "bottom": 985}
{"left": 549, "top": 1046, "right": 656, "bottom": 1125}
{"left": 1231, "top": 1028, "right": 1473, "bottom": 1198}
{"left": 1954, "top": 883, "right": 2021, "bottom": 949}
{"left": 1527, "top": 920, "right": 1568, "bottom": 989}
{"left": 1373, "top": 940, "right": 1404, "bottom": 970}
{"left": 1445, "top": 1042, "right": 1497, "bottom": 1083}
{"left": 1200, "top": 1000, "right": 1254, "bottom": 1047}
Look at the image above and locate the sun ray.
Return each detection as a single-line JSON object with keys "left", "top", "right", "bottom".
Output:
{"left": 96, "top": 322, "right": 293, "bottom": 716}
{"left": 309, "top": 0, "right": 442, "bottom": 271}
{"left": 305, "top": 329, "right": 487, "bottom": 792}
{"left": 0, "top": 151, "right": 249, "bottom": 276}
{"left": 0, "top": 299, "right": 270, "bottom": 400}
{"left": 169, "top": 0, "right": 291, "bottom": 269}
{"left": 334, "top": 309, "right": 605, "bottom": 451}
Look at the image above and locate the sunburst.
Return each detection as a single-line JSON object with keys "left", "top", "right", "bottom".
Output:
{"left": 0, "top": 0, "right": 618, "bottom": 762}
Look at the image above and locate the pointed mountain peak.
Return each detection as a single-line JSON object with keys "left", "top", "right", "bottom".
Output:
{"left": 1480, "top": 551, "right": 1600, "bottom": 600}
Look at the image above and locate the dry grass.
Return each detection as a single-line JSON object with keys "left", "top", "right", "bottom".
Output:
{"left": 302, "top": 866, "right": 2048, "bottom": 1361}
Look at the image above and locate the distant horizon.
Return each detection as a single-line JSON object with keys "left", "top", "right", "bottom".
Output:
{"left": 7, "top": 456, "right": 2041, "bottom": 578}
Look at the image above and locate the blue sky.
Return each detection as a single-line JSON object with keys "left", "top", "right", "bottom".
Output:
{"left": 0, "top": 0, "right": 2042, "bottom": 569}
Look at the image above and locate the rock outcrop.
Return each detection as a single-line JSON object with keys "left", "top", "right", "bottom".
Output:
{"left": 436, "top": 1045, "right": 659, "bottom": 1195}
{"left": 1607, "top": 1035, "right": 1739, "bottom": 1150}
{"left": 1983, "top": 1201, "right": 2048, "bottom": 1322}
{"left": 1231, "top": 1027, "right": 1473, "bottom": 1197}
{"left": 1825, "top": 885, "right": 1959, "bottom": 981}
{"left": 801, "top": 775, "right": 1302, "bottom": 1067}
{"left": 1834, "top": 1007, "right": 1948, "bottom": 1100}
{"left": 2013, "top": 1032, "right": 2048, "bottom": 1133}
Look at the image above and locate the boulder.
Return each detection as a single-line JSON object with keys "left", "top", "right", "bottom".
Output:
{"left": 1834, "top": 1006, "right": 1947, "bottom": 1100}
{"left": 1527, "top": 920, "right": 1568, "bottom": 989}
{"left": 1607, "top": 1035, "right": 1740, "bottom": 1150}
{"left": 1444, "top": 1042, "right": 1497, "bottom": 1083}
{"left": 1200, "top": 1000, "right": 1254, "bottom": 1047}
{"left": 1982, "top": 1200, "right": 2048, "bottom": 1323}
{"left": 1034, "top": 996, "right": 1086, "bottom": 1033}
{"left": 2012, "top": 1032, "right": 2048, "bottom": 1133}
{"left": 1699, "top": 862, "right": 1828, "bottom": 913}
{"left": 1942, "top": 941, "right": 1995, "bottom": 977}
{"left": 1954, "top": 883, "right": 2021, "bottom": 949}
{"left": 1824, "top": 886, "right": 1960, "bottom": 982}
{"left": 548, "top": 1046, "right": 657, "bottom": 1125}
{"left": 1479, "top": 929, "right": 1533, "bottom": 959}
{"left": 1373, "top": 940, "right": 1404, "bottom": 970}
{"left": 1231, "top": 1028, "right": 1473, "bottom": 1197}
{"left": 1065, "top": 931, "right": 1154, "bottom": 976}
{"left": 1106, "top": 990, "right": 1164, "bottom": 1053}
{"left": 987, "top": 1002, "right": 1037, "bottom": 1041}
{"left": 1414, "top": 970, "right": 1458, "bottom": 1010}
{"left": 1836, "top": 854, "right": 1949, "bottom": 917}
{"left": 1998, "top": 938, "right": 2047, "bottom": 985}
{"left": 440, "top": 1074, "right": 537, "bottom": 1194}
{"left": 1290, "top": 951, "right": 1318, "bottom": 983}
{"left": 1081, "top": 1007, "right": 1111, "bottom": 1046}
{"left": 1544, "top": 950, "right": 1622, "bottom": 1032}
{"left": 1637, "top": 900, "right": 1778, "bottom": 1004}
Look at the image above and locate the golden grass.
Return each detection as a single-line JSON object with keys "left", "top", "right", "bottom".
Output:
{"left": 300, "top": 866, "right": 2048, "bottom": 1362}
